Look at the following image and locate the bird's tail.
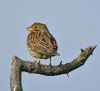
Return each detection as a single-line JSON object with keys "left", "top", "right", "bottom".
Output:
{"left": 56, "top": 52, "right": 60, "bottom": 56}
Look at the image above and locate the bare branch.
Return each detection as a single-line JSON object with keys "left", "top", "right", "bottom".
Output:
{"left": 10, "top": 45, "right": 97, "bottom": 91}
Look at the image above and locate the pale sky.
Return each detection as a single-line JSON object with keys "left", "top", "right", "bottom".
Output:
{"left": 0, "top": 0, "right": 100, "bottom": 91}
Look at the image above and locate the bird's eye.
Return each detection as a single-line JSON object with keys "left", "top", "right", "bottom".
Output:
{"left": 35, "top": 26, "right": 37, "bottom": 28}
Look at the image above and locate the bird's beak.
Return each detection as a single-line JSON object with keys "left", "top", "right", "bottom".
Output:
{"left": 27, "top": 27, "right": 33, "bottom": 32}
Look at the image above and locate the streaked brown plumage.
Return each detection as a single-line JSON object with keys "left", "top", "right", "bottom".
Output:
{"left": 27, "top": 22, "right": 59, "bottom": 64}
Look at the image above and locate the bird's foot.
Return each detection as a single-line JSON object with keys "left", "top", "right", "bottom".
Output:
{"left": 49, "top": 62, "right": 52, "bottom": 67}
{"left": 49, "top": 58, "right": 52, "bottom": 67}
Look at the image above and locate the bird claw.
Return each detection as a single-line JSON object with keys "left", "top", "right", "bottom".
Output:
{"left": 49, "top": 62, "right": 52, "bottom": 67}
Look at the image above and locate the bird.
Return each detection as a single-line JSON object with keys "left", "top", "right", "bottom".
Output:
{"left": 27, "top": 22, "right": 59, "bottom": 65}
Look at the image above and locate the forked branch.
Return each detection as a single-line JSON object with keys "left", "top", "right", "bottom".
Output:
{"left": 10, "top": 45, "right": 97, "bottom": 91}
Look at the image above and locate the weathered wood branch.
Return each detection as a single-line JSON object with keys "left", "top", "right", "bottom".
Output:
{"left": 10, "top": 45, "right": 97, "bottom": 91}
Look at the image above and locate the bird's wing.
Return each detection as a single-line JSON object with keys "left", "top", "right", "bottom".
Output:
{"left": 27, "top": 31, "right": 58, "bottom": 56}
{"left": 35, "top": 30, "right": 58, "bottom": 56}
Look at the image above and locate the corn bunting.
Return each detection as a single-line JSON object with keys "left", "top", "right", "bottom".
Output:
{"left": 27, "top": 22, "right": 59, "bottom": 65}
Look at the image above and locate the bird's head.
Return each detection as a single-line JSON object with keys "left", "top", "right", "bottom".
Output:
{"left": 27, "top": 22, "right": 48, "bottom": 33}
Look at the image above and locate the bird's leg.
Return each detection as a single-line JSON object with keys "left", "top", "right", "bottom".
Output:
{"left": 50, "top": 57, "right": 51, "bottom": 66}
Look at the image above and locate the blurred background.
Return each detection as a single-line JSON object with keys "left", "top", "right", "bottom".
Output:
{"left": 0, "top": 0, "right": 100, "bottom": 91}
